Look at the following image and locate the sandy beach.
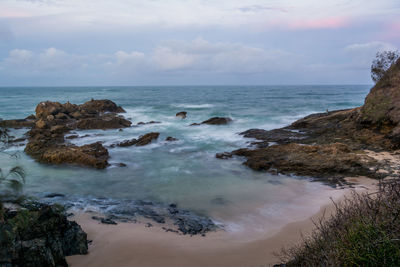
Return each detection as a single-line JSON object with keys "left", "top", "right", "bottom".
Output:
{"left": 67, "top": 177, "right": 378, "bottom": 267}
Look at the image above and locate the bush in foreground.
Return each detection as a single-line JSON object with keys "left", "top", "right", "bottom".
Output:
{"left": 278, "top": 179, "right": 400, "bottom": 266}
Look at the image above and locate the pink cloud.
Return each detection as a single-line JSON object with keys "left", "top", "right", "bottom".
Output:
{"left": 287, "top": 17, "right": 349, "bottom": 30}
{"left": 0, "top": 7, "right": 31, "bottom": 18}
{"left": 379, "top": 21, "right": 400, "bottom": 43}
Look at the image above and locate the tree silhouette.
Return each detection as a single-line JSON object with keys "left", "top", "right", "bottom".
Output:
{"left": 371, "top": 50, "right": 399, "bottom": 83}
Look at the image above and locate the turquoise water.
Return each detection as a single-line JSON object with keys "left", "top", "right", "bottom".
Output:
{"left": 0, "top": 85, "right": 370, "bottom": 234}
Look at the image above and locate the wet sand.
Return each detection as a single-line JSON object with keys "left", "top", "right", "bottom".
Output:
{"left": 67, "top": 177, "right": 378, "bottom": 267}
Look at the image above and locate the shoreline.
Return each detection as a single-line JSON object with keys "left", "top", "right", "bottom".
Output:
{"left": 67, "top": 177, "right": 378, "bottom": 267}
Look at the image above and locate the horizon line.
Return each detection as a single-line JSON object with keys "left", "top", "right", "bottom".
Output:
{"left": 0, "top": 84, "right": 373, "bottom": 88}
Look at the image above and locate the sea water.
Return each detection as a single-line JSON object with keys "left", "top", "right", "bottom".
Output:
{"left": 0, "top": 85, "right": 370, "bottom": 237}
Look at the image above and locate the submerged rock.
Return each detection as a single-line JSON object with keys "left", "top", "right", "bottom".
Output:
{"left": 135, "top": 121, "right": 161, "bottom": 126}
{"left": 115, "top": 138, "right": 138, "bottom": 147}
{"left": 176, "top": 111, "right": 187, "bottom": 119}
{"left": 46, "top": 197, "right": 218, "bottom": 236}
{"left": 215, "top": 152, "right": 233, "bottom": 159}
{"left": 112, "top": 132, "right": 160, "bottom": 147}
{"left": 165, "top": 136, "right": 178, "bottom": 141}
{"left": 201, "top": 117, "right": 232, "bottom": 125}
{"left": 44, "top": 193, "right": 66, "bottom": 198}
{"left": 0, "top": 203, "right": 88, "bottom": 266}
{"left": 135, "top": 132, "right": 160, "bottom": 146}
{"left": 189, "top": 117, "right": 232, "bottom": 126}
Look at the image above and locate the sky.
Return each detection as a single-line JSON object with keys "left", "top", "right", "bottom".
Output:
{"left": 0, "top": 0, "right": 399, "bottom": 86}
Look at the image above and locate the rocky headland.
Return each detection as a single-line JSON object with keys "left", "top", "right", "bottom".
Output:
{"left": 218, "top": 59, "right": 400, "bottom": 185}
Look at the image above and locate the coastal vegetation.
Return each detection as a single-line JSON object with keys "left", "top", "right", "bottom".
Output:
{"left": 278, "top": 178, "right": 400, "bottom": 266}
{"left": 371, "top": 50, "right": 399, "bottom": 84}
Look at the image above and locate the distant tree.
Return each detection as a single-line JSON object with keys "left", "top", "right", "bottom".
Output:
{"left": 371, "top": 50, "right": 400, "bottom": 83}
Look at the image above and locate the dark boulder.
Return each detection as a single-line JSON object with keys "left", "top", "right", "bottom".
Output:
{"left": 165, "top": 136, "right": 178, "bottom": 141}
{"left": 176, "top": 111, "right": 187, "bottom": 119}
{"left": 116, "top": 138, "right": 138, "bottom": 147}
{"left": 136, "top": 121, "right": 161, "bottom": 126}
{"left": 112, "top": 132, "right": 160, "bottom": 147}
{"left": 201, "top": 117, "right": 232, "bottom": 125}
{"left": 0, "top": 204, "right": 88, "bottom": 266}
{"left": 135, "top": 132, "right": 160, "bottom": 146}
{"left": 215, "top": 152, "right": 233, "bottom": 159}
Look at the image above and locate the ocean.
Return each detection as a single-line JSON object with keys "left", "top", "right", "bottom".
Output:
{"left": 0, "top": 85, "right": 370, "bottom": 237}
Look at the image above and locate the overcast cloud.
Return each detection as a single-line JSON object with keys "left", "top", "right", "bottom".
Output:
{"left": 0, "top": 0, "right": 399, "bottom": 85}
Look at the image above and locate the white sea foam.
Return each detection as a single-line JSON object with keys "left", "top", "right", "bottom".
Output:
{"left": 172, "top": 103, "right": 215, "bottom": 109}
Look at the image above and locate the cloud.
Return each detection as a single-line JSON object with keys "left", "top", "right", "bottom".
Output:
{"left": 150, "top": 38, "right": 298, "bottom": 73}
{"left": 1, "top": 0, "right": 397, "bottom": 33}
{"left": 287, "top": 17, "right": 349, "bottom": 30}
{"left": 238, "top": 5, "right": 289, "bottom": 13}
{"left": 343, "top": 41, "right": 398, "bottom": 68}
{"left": 345, "top": 41, "right": 397, "bottom": 53}
{"left": 0, "top": 38, "right": 300, "bottom": 84}
{"left": 0, "top": 47, "right": 97, "bottom": 77}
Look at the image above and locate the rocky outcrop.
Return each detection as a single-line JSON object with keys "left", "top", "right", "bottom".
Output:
{"left": 112, "top": 132, "right": 160, "bottom": 147}
{"left": 176, "top": 111, "right": 187, "bottom": 119}
{"left": 135, "top": 132, "right": 160, "bottom": 146}
{"left": 79, "top": 99, "right": 126, "bottom": 114}
{"left": 0, "top": 118, "right": 35, "bottom": 128}
{"left": 77, "top": 114, "right": 131, "bottom": 130}
{"left": 359, "top": 59, "right": 400, "bottom": 125}
{"left": 0, "top": 203, "right": 88, "bottom": 266}
{"left": 190, "top": 117, "right": 232, "bottom": 126}
{"left": 25, "top": 141, "right": 109, "bottom": 169}
{"left": 229, "top": 143, "right": 379, "bottom": 180}
{"left": 135, "top": 121, "right": 161, "bottom": 126}
{"left": 219, "top": 59, "right": 400, "bottom": 181}
{"left": 19, "top": 99, "right": 129, "bottom": 169}
{"left": 201, "top": 117, "right": 232, "bottom": 125}
{"left": 35, "top": 99, "right": 125, "bottom": 120}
